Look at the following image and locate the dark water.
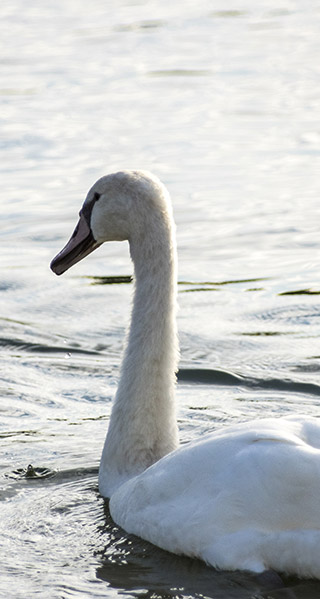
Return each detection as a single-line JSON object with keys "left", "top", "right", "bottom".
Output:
{"left": 1, "top": 1, "right": 320, "bottom": 597}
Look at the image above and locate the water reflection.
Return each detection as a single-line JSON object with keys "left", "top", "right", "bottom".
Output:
{"left": 97, "top": 502, "right": 276, "bottom": 599}
{"left": 97, "top": 503, "right": 318, "bottom": 599}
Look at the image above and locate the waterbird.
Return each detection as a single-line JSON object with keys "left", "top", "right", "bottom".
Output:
{"left": 51, "top": 170, "right": 320, "bottom": 578}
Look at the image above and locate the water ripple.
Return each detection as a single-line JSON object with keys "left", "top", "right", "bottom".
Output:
{"left": 178, "top": 368, "right": 320, "bottom": 397}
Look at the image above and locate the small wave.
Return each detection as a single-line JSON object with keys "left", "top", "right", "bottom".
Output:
{"left": 179, "top": 277, "right": 268, "bottom": 287}
{"left": 251, "top": 303, "right": 320, "bottom": 326}
{"left": 178, "top": 368, "right": 320, "bottom": 397}
{"left": 3, "top": 465, "right": 99, "bottom": 499}
{"left": 279, "top": 288, "right": 320, "bottom": 296}
{"left": 149, "top": 69, "right": 212, "bottom": 77}
{"left": 114, "top": 19, "right": 166, "bottom": 33}
{"left": 0, "top": 336, "right": 101, "bottom": 356}
{"left": 80, "top": 275, "right": 133, "bottom": 285}
{"left": 179, "top": 278, "right": 268, "bottom": 293}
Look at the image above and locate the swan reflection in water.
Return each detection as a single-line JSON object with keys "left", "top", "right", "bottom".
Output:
{"left": 96, "top": 501, "right": 294, "bottom": 599}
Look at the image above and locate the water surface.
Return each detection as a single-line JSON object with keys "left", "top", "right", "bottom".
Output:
{"left": 1, "top": 1, "right": 320, "bottom": 597}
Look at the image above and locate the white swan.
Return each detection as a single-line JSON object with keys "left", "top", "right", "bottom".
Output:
{"left": 51, "top": 170, "right": 320, "bottom": 579}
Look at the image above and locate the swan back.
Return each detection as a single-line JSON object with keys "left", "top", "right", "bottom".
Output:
{"left": 110, "top": 416, "right": 320, "bottom": 578}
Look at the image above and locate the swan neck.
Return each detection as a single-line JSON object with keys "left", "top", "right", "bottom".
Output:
{"left": 99, "top": 216, "right": 179, "bottom": 497}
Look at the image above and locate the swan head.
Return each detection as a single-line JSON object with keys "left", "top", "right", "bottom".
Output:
{"left": 50, "top": 170, "right": 170, "bottom": 276}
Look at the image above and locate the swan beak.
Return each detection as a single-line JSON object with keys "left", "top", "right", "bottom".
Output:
{"left": 50, "top": 212, "right": 101, "bottom": 275}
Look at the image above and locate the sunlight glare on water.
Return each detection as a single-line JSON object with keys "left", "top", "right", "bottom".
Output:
{"left": 1, "top": 0, "right": 320, "bottom": 597}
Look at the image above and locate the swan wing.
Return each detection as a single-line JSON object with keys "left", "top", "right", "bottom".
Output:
{"left": 110, "top": 416, "right": 320, "bottom": 577}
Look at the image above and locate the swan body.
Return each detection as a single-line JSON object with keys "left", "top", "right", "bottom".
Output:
{"left": 51, "top": 170, "right": 320, "bottom": 579}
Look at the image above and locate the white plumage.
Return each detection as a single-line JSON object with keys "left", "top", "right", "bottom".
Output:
{"left": 51, "top": 170, "right": 320, "bottom": 579}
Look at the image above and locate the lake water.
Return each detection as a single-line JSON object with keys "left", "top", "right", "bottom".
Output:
{"left": 1, "top": 1, "right": 320, "bottom": 597}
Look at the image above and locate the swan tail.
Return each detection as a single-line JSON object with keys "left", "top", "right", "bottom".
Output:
{"left": 203, "top": 529, "right": 320, "bottom": 578}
